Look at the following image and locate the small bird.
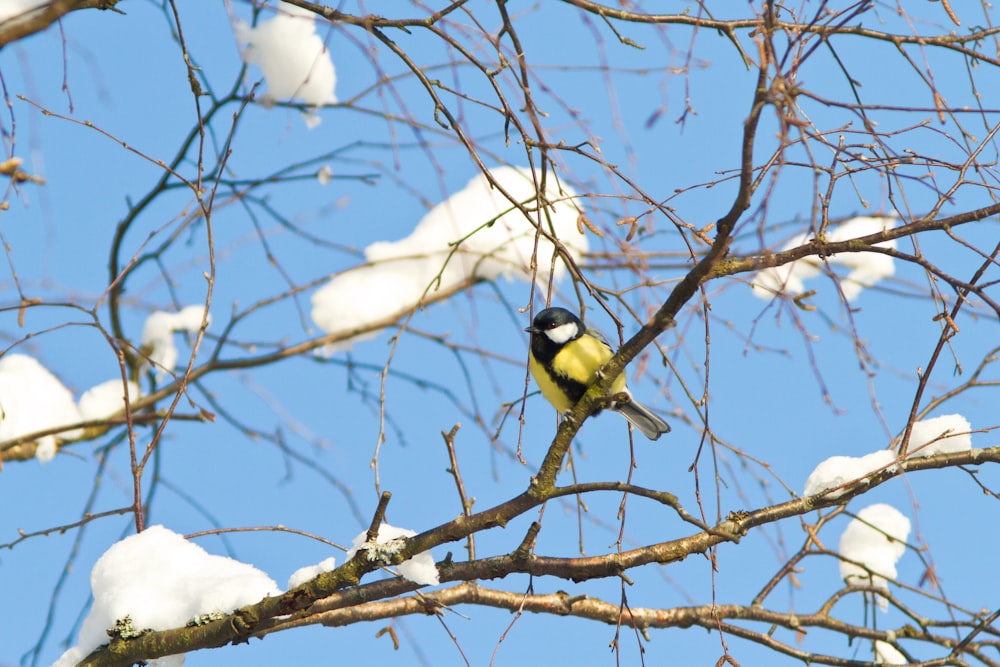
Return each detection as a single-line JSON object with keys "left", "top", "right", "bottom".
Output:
{"left": 525, "top": 307, "right": 671, "bottom": 440}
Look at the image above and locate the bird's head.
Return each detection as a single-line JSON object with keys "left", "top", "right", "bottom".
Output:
{"left": 525, "top": 307, "right": 583, "bottom": 345}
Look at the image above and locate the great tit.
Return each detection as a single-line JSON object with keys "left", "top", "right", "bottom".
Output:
{"left": 525, "top": 307, "right": 671, "bottom": 440}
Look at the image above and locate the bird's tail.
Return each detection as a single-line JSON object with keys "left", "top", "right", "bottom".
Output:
{"left": 615, "top": 392, "right": 671, "bottom": 441}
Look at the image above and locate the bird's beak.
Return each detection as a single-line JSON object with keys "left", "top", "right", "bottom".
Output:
{"left": 525, "top": 326, "right": 540, "bottom": 334}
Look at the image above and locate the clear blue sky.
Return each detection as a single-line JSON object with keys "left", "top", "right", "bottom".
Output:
{"left": 2, "top": 2, "right": 998, "bottom": 666}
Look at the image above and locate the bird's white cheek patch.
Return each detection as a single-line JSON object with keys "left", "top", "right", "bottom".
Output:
{"left": 544, "top": 322, "right": 579, "bottom": 344}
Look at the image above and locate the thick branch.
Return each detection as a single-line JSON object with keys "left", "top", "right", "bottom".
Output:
{"left": 0, "top": 0, "right": 120, "bottom": 48}
{"left": 75, "top": 444, "right": 1000, "bottom": 666}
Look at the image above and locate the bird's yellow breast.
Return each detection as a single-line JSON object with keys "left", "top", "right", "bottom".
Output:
{"left": 529, "top": 333, "right": 626, "bottom": 412}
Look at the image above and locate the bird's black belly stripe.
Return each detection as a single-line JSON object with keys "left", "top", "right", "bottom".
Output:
{"left": 544, "top": 367, "right": 589, "bottom": 405}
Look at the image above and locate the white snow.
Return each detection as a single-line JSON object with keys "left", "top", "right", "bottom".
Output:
{"left": 78, "top": 379, "right": 140, "bottom": 421}
{"left": 140, "top": 305, "right": 210, "bottom": 379}
{"left": 34, "top": 438, "right": 57, "bottom": 463}
{"left": 362, "top": 166, "right": 583, "bottom": 285}
{"left": 839, "top": 503, "right": 910, "bottom": 611}
{"left": 874, "top": 640, "right": 907, "bottom": 664}
{"left": 803, "top": 450, "right": 896, "bottom": 498}
{"left": 52, "top": 525, "right": 280, "bottom": 667}
{"left": 311, "top": 258, "right": 429, "bottom": 350}
{"left": 752, "top": 215, "right": 896, "bottom": 301}
{"left": 0, "top": 0, "right": 47, "bottom": 24}
{"left": 287, "top": 556, "right": 337, "bottom": 589}
{"left": 827, "top": 216, "right": 897, "bottom": 300}
{"left": 311, "top": 166, "right": 587, "bottom": 350}
{"left": 0, "top": 354, "right": 83, "bottom": 462}
{"left": 234, "top": 2, "right": 337, "bottom": 116}
{"left": 346, "top": 522, "right": 439, "bottom": 586}
{"left": 751, "top": 230, "right": 819, "bottom": 297}
{"left": 903, "top": 413, "right": 971, "bottom": 458}
{"left": 317, "top": 165, "right": 332, "bottom": 185}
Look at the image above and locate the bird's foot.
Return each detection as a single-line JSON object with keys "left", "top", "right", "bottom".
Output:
{"left": 560, "top": 410, "right": 578, "bottom": 425}
{"left": 611, "top": 391, "right": 631, "bottom": 405}
{"left": 595, "top": 391, "right": 631, "bottom": 411}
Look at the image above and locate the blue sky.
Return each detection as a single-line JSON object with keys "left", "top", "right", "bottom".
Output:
{"left": 2, "top": 2, "right": 999, "bottom": 666}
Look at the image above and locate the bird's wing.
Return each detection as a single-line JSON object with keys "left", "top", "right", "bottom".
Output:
{"left": 584, "top": 325, "right": 615, "bottom": 351}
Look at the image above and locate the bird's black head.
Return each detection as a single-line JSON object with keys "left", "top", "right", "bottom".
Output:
{"left": 525, "top": 307, "right": 583, "bottom": 352}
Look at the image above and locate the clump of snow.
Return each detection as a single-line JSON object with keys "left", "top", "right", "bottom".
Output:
{"left": 803, "top": 450, "right": 896, "bottom": 498}
{"left": 902, "top": 414, "right": 971, "bottom": 458}
{"left": 874, "top": 640, "right": 907, "bottom": 665}
{"left": 317, "top": 165, "right": 332, "bottom": 185}
{"left": 33, "top": 437, "right": 57, "bottom": 463}
{"left": 311, "top": 166, "right": 587, "bottom": 351}
{"left": 287, "top": 556, "right": 337, "bottom": 589}
{"left": 0, "top": 354, "right": 83, "bottom": 462}
{"left": 233, "top": 1, "right": 337, "bottom": 120}
{"left": 78, "top": 379, "right": 140, "bottom": 421}
{"left": 0, "top": 0, "right": 47, "bottom": 24}
{"left": 752, "top": 237, "right": 821, "bottom": 297}
{"left": 312, "top": 258, "right": 429, "bottom": 350}
{"left": 52, "top": 525, "right": 280, "bottom": 667}
{"left": 140, "top": 305, "right": 209, "bottom": 379}
{"left": 752, "top": 215, "right": 896, "bottom": 301}
{"left": 346, "top": 522, "right": 439, "bottom": 586}
{"left": 826, "top": 216, "right": 897, "bottom": 300}
{"left": 362, "top": 167, "right": 584, "bottom": 284}
{"left": 839, "top": 503, "right": 911, "bottom": 611}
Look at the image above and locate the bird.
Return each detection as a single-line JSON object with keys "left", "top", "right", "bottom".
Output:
{"left": 525, "top": 307, "right": 671, "bottom": 440}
